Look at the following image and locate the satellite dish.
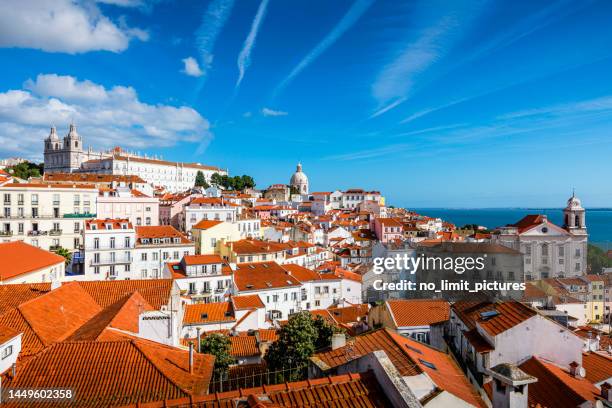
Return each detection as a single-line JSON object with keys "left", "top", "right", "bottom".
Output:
{"left": 578, "top": 367, "right": 586, "bottom": 378}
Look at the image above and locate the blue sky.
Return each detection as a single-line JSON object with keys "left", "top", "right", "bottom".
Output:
{"left": 0, "top": 0, "right": 611, "bottom": 208}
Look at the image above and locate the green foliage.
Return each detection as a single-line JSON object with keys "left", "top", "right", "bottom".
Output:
{"left": 200, "top": 333, "right": 235, "bottom": 372}
{"left": 194, "top": 171, "right": 209, "bottom": 188}
{"left": 53, "top": 247, "right": 72, "bottom": 266}
{"left": 209, "top": 172, "right": 256, "bottom": 191}
{"left": 6, "top": 161, "right": 44, "bottom": 179}
{"left": 587, "top": 244, "right": 612, "bottom": 274}
{"left": 264, "top": 312, "right": 337, "bottom": 378}
{"left": 289, "top": 185, "right": 300, "bottom": 196}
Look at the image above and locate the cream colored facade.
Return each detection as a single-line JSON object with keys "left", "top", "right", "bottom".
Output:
{"left": 0, "top": 184, "right": 97, "bottom": 251}
{"left": 193, "top": 221, "right": 240, "bottom": 255}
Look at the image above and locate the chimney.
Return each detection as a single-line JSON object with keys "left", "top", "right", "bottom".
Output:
{"left": 569, "top": 361, "right": 579, "bottom": 377}
{"left": 331, "top": 333, "right": 346, "bottom": 350}
{"left": 602, "top": 382, "right": 612, "bottom": 402}
{"left": 11, "top": 363, "right": 16, "bottom": 378}
{"left": 188, "top": 342, "right": 194, "bottom": 374}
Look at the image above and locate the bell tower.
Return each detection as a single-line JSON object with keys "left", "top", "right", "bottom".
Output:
{"left": 563, "top": 190, "right": 587, "bottom": 236}
{"left": 63, "top": 123, "right": 83, "bottom": 172}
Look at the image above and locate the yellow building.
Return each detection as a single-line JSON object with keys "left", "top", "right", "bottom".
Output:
{"left": 192, "top": 220, "right": 239, "bottom": 255}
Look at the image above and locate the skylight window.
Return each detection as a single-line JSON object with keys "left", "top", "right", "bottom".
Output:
{"left": 405, "top": 344, "right": 423, "bottom": 355}
{"left": 201, "top": 313, "right": 208, "bottom": 320}
{"left": 419, "top": 359, "right": 436, "bottom": 370}
{"left": 479, "top": 310, "right": 500, "bottom": 320}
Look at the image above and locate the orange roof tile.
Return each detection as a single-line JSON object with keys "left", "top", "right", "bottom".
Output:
{"left": 85, "top": 218, "right": 133, "bottom": 230}
{"left": 192, "top": 219, "right": 224, "bottom": 230}
{"left": 582, "top": 352, "right": 612, "bottom": 384}
{"left": 76, "top": 279, "right": 173, "bottom": 309}
{"left": 229, "top": 335, "right": 259, "bottom": 357}
{"left": 3, "top": 336, "right": 214, "bottom": 407}
{"left": 0, "top": 242, "right": 64, "bottom": 281}
{"left": 135, "top": 225, "right": 192, "bottom": 244}
{"left": 0, "top": 324, "right": 20, "bottom": 344}
{"left": 452, "top": 299, "right": 537, "bottom": 335}
{"left": 183, "top": 302, "right": 235, "bottom": 325}
{"left": 232, "top": 294, "right": 265, "bottom": 310}
{"left": 519, "top": 357, "right": 600, "bottom": 408}
{"left": 0, "top": 283, "right": 51, "bottom": 315}
{"left": 387, "top": 299, "right": 450, "bottom": 327}
{"left": 234, "top": 262, "right": 301, "bottom": 291}
{"left": 183, "top": 254, "right": 224, "bottom": 265}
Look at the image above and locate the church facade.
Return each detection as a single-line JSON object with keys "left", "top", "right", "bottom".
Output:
{"left": 43, "top": 124, "right": 227, "bottom": 192}
{"left": 494, "top": 194, "right": 588, "bottom": 280}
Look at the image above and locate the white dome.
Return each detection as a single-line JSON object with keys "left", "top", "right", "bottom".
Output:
{"left": 567, "top": 193, "right": 582, "bottom": 209}
{"left": 289, "top": 162, "right": 308, "bottom": 194}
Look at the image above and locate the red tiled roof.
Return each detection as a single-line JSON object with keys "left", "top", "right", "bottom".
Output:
{"left": 0, "top": 241, "right": 64, "bottom": 281}
{"left": 229, "top": 335, "right": 259, "bottom": 357}
{"left": 312, "top": 329, "right": 484, "bottom": 407}
{"left": 2, "top": 336, "right": 215, "bottom": 407}
{"left": 519, "top": 357, "right": 600, "bottom": 408}
{"left": 85, "top": 218, "right": 133, "bottom": 230}
{"left": 234, "top": 262, "right": 301, "bottom": 291}
{"left": 230, "top": 239, "right": 287, "bottom": 255}
{"left": 135, "top": 226, "right": 191, "bottom": 244}
{"left": 452, "top": 300, "right": 537, "bottom": 335}
{"left": 192, "top": 219, "right": 224, "bottom": 230}
{"left": 582, "top": 352, "right": 612, "bottom": 384}
{"left": 43, "top": 173, "right": 146, "bottom": 184}
{"left": 0, "top": 283, "right": 51, "bottom": 315}
{"left": 232, "top": 294, "right": 265, "bottom": 310}
{"left": 183, "top": 254, "right": 224, "bottom": 265}
{"left": 463, "top": 329, "right": 494, "bottom": 353}
{"left": 121, "top": 371, "right": 391, "bottom": 408}
{"left": 387, "top": 299, "right": 450, "bottom": 327}
{"left": 183, "top": 302, "right": 235, "bottom": 325}
{"left": 0, "top": 324, "right": 20, "bottom": 344}
{"left": 76, "top": 279, "right": 174, "bottom": 309}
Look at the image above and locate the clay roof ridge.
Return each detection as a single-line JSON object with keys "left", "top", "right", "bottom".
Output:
{"left": 527, "top": 357, "right": 594, "bottom": 404}
{"left": 3, "top": 306, "right": 47, "bottom": 352}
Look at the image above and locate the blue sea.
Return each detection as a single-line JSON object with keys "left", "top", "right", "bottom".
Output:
{"left": 412, "top": 208, "right": 612, "bottom": 250}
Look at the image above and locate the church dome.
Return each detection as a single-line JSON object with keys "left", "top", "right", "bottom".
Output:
{"left": 289, "top": 162, "right": 309, "bottom": 194}
{"left": 566, "top": 193, "right": 583, "bottom": 209}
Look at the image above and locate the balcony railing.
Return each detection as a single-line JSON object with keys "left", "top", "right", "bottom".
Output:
{"left": 28, "top": 230, "right": 47, "bottom": 236}
{"left": 49, "top": 229, "right": 62, "bottom": 236}
{"left": 0, "top": 230, "right": 12, "bottom": 237}
{"left": 90, "top": 256, "right": 132, "bottom": 266}
{"left": 63, "top": 213, "right": 96, "bottom": 219}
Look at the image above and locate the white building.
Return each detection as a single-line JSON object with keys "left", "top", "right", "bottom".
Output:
{"left": 0, "top": 183, "right": 97, "bottom": 251}
{"left": 82, "top": 219, "right": 135, "bottom": 280}
{"left": 97, "top": 187, "right": 159, "bottom": 227}
{"left": 289, "top": 162, "right": 309, "bottom": 195}
{"left": 134, "top": 226, "right": 195, "bottom": 279}
{"left": 165, "top": 254, "right": 233, "bottom": 303}
{"left": 494, "top": 194, "right": 588, "bottom": 280}
{"left": 43, "top": 124, "right": 227, "bottom": 192}
{"left": 184, "top": 197, "right": 241, "bottom": 231}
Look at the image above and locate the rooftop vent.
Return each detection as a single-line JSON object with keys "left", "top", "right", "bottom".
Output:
{"left": 479, "top": 310, "right": 500, "bottom": 320}
{"left": 200, "top": 313, "right": 208, "bottom": 320}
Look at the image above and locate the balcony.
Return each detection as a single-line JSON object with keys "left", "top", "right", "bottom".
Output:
{"left": 90, "top": 256, "right": 132, "bottom": 266}
{"left": 28, "top": 230, "right": 47, "bottom": 236}
{"left": 63, "top": 213, "right": 96, "bottom": 219}
{"left": 49, "top": 229, "right": 62, "bottom": 236}
{"left": 0, "top": 230, "right": 12, "bottom": 237}
{"left": 49, "top": 245, "right": 62, "bottom": 251}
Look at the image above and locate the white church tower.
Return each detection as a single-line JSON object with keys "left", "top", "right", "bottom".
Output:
{"left": 289, "top": 162, "right": 309, "bottom": 195}
{"left": 563, "top": 191, "right": 587, "bottom": 236}
{"left": 44, "top": 123, "right": 84, "bottom": 173}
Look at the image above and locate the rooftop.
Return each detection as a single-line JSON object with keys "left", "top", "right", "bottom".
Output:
{"left": 0, "top": 241, "right": 64, "bottom": 281}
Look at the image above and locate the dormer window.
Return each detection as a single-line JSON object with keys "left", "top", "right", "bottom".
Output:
{"left": 105, "top": 223, "right": 112, "bottom": 230}
{"left": 91, "top": 224, "right": 97, "bottom": 230}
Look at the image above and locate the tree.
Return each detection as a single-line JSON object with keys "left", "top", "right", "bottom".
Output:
{"left": 53, "top": 246, "right": 72, "bottom": 266}
{"left": 264, "top": 312, "right": 337, "bottom": 380}
{"left": 587, "top": 244, "right": 612, "bottom": 274}
{"left": 200, "top": 333, "right": 235, "bottom": 373}
{"left": 6, "top": 161, "right": 44, "bottom": 179}
{"left": 241, "top": 175, "right": 255, "bottom": 190}
{"left": 231, "top": 176, "right": 244, "bottom": 191}
{"left": 194, "top": 171, "right": 209, "bottom": 188}
{"left": 210, "top": 172, "right": 223, "bottom": 187}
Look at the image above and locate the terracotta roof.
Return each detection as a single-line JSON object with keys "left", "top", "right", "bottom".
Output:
{"left": 85, "top": 218, "right": 133, "bottom": 230}
{"left": 66, "top": 292, "right": 154, "bottom": 341}
{"left": 230, "top": 240, "right": 287, "bottom": 255}
{"left": 76, "top": 279, "right": 174, "bottom": 309}
{"left": 232, "top": 294, "right": 265, "bottom": 310}
{"left": 313, "top": 329, "right": 483, "bottom": 407}
{"left": 0, "top": 324, "right": 21, "bottom": 344}
{"left": 386, "top": 299, "right": 450, "bottom": 327}
{"left": 3, "top": 183, "right": 96, "bottom": 189}
{"left": 3, "top": 335, "right": 215, "bottom": 407}
{"left": 183, "top": 302, "right": 235, "bottom": 325}
{"left": 522, "top": 282, "right": 548, "bottom": 301}
{"left": 519, "top": 357, "right": 600, "bottom": 408}
{"left": 376, "top": 217, "right": 403, "bottom": 227}
{"left": 135, "top": 226, "right": 191, "bottom": 244}
{"left": 0, "top": 283, "right": 51, "bottom": 314}
{"left": 327, "top": 304, "right": 369, "bottom": 325}
{"left": 123, "top": 371, "right": 390, "bottom": 408}
{"left": 229, "top": 335, "right": 259, "bottom": 357}
{"left": 234, "top": 262, "right": 301, "bottom": 291}
{"left": 183, "top": 254, "right": 224, "bottom": 265}
{"left": 43, "top": 172, "right": 146, "bottom": 184}
{"left": 111, "top": 154, "right": 223, "bottom": 172}
{"left": 192, "top": 219, "right": 224, "bottom": 230}
{"left": 463, "top": 328, "right": 494, "bottom": 353}
{"left": 452, "top": 300, "right": 537, "bottom": 335}
{"left": 0, "top": 242, "right": 64, "bottom": 281}
{"left": 582, "top": 352, "right": 612, "bottom": 384}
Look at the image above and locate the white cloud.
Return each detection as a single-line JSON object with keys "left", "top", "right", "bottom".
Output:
{"left": 182, "top": 57, "right": 204, "bottom": 77}
{"left": 261, "top": 107, "right": 288, "bottom": 117}
{"left": 194, "top": 0, "right": 236, "bottom": 78}
{"left": 274, "top": 0, "right": 373, "bottom": 97}
{"left": 0, "top": 74, "right": 212, "bottom": 159}
{"left": 0, "top": 0, "right": 148, "bottom": 53}
{"left": 236, "top": 0, "right": 270, "bottom": 88}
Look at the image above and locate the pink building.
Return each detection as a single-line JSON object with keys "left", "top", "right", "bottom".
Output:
{"left": 159, "top": 192, "right": 202, "bottom": 231}
{"left": 97, "top": 187, "right": 160, "bottom": 227}
{"left": 373, "top": 217, "right": 404, "bottom": 243}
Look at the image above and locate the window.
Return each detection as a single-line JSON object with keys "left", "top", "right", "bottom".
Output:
{"left": 125, "top": 237, "right": 131, "bottom": 247}
{"left": 558, "top": 246, "right": 564, "bottom": 257}
{"left": 146, "top": 217, "right": 151, "bottom": 226}
{"left": 575, "top": 248, "right": 581, "bottom": 257}
{"left": 110, "top": 237, "right": 115, "bottom": 249}
{"left": 94, "top": 238, "right": 100, "bottom": 249}
{"left": 136, "top": 217, "right": 142, "bottom": 226}
{"left": 31, "top": 194, "right": 38, "bottom": 205}
{"left": 2, "top": 345, "right": 13, "bottom": 359}
{"left": 541, "top": 244, "right": 548, "bottom": 256}
{"left": 525, "top": 245, "right": 532, "bottom": 255}
{"left": 315, "top": 300, "right": 320, "bottom": 306}
{"left": 141, "top": 253, "right": 147, "bottom": 261}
